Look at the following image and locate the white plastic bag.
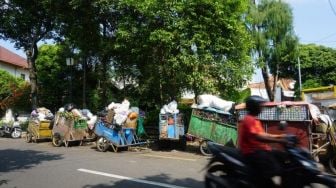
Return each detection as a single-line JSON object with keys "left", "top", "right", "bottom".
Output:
{"left": 197, "top": 94, "right": 234, "bottom": 112}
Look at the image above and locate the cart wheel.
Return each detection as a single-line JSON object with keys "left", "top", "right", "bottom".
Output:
{"left": 52, "top": 135, "right": 62, "bottom": 147}
{"left": 25, "top": 132, "right": 32, "bottom": 143}
{"left": 96, "top": 137, "right": 109, "bottom": 152}
{"left": 200, "top": 140, "right": 212, "bottom": 156}
{"left": 328, "top": 154, "right": 336, "bottom": 174}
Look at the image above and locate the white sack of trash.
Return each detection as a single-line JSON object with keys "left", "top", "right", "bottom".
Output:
{"left": 107, "top": 99, "right": 132, "bottom": 125}
{"left": 197, "top": 94, "right": 234, "bottom": 112}
{"left": 160, "top": 100, "right": 179, "bottom": 114}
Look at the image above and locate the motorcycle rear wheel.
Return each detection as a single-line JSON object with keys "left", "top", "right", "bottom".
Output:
{"left": 11, "top": 129, "right": 21, "bottom": 138}
{"left": 205, "top": 163, "right": 237, "bottom": 188}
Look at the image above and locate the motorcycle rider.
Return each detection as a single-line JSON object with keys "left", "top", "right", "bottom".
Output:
{"left": 238, "top": 95, "right": 287, "bottom": 188}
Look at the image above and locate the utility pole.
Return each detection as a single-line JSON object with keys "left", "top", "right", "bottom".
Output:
{"left": 298, "top": 56, "right": 302, "bottom": 93}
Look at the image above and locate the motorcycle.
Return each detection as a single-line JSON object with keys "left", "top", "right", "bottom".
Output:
{"left": 0, "top": 114, "right": 22, "bottom": 139}
{"left": 204, "top": 135, "right": 336, "bottom": 187}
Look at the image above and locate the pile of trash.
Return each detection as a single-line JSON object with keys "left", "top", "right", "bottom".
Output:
{"left": 107, "top": 99, "right": 139, "bottom": 129}
{"left": 193, "top": 94, "right": 235, "bottom": 113}
{"left": 57, "top": 104, "right": 97, "bottom": 130}
{"left": 31, "top": 107, "right": 54, "bottom": 121}
{"left": 160, "top": 100, "right": 179, "bottom": 114}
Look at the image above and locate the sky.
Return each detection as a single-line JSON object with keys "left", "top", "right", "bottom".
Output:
{"left": 1, "top": 0, "right": 336, "bottom": 58}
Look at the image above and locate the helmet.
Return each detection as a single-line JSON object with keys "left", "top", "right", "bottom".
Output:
{"left": 65, "top": 103, "right": 75, "bottom": 112}
{"left": 245, "top": 95, "right": 267, "bottom": 116}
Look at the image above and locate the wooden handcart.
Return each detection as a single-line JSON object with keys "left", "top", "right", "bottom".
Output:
{"left": 52, "top": 112, "right": 95, "bottom": 147}
{"left": 26, "top": 118, "right": 53, "bottom": 143}
{"left": 236, "top": 101, "right": 336, "bottom": 174}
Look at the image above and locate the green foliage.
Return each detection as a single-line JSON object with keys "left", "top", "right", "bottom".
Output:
{"left": 11, "top": 83, "right": 31, "bottom": 113}
{"left": 248, "top": 0, "right": 298, "bottom": 101}
{"left": 0, "top": 70, "right": 30, "bottom": 114}
{"left": 58, "top": 111, "right": 77, "bottom": 120}
{"left": 35, "top": 44, "right": 69, "bottom": 110}
{"left": 222, "top": 88, "right": 251, "bottom": 103}
{"left": 0, "top": 69, "right": 20, "bottom": 100}
{"left": 298, "top": 44, "right": 336, "bottom": 88}
{"left": 0, "top": 0, "right": 59, "bottom": 48}
{"left": 0, "top": 0, "right": 62, "bottom": 108}
{"left": 20, "top": 120, "right": 29, "bottom": 131}
{"left": 113, "top": 0, "right": 253, "bottom": 110}
{"left": 143, "top": 109, "right": 160, "bottom": 129}
{"left": 2, "top": 0, "right": 305, "bottom": 115}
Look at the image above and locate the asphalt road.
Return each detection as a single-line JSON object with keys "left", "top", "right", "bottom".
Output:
{"left": 0, "top": 138, "right": 208, "bottom": 188}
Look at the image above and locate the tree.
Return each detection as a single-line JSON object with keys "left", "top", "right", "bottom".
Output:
{"left": 0, "top": 70, "right": 29, "bottom": 115}
{"left": 114, "top": 0, "right": 253, "bottom": 109}
{"left": 0, "top": 0, "right": 60, "bottom": 108}
{"left": 248, "top": 0, "right": 298, "bottom": 101}
{"left": 35, "top": 44, "right": 69, "bottom": 111}
{"left": 57, "top": 0, "right": 121, "bottom": 109}
{"left": 298, "top": 44, "right": 336, "bottom": 89}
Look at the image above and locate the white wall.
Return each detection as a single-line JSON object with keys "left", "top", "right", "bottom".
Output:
{"left": 0, "top": 62, "right": 29, "bottom": 81}
{"left": 250, "top": 88, "right": 270, "bottom": 100}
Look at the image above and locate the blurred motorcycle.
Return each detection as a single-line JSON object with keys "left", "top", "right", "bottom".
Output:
{"left": 0, "top": 113, "right": 22, "bottom": 139}
{"left": 204, "top": 122, "right": 336, "bottom": 188}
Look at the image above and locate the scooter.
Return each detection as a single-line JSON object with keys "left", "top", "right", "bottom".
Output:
{"left": 0, "top": 114, "right": 22, "bottom": 139}
{"left": 204, "top": 125, "right": 336, "bottom": 187}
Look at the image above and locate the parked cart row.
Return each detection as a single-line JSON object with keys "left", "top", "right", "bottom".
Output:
{"left": 18, "top": 99, "right": 336, "bottom": 174}
{"left": 25, "top": 103, "right": 148, "bottom": 152}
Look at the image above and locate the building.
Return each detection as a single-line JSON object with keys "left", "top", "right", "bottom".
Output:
{"left": 0, "top": 46, "right": 29, "bottom": 81}
{"left": 301, "top": 86, "right": 336, "bottom": 120}
{"left": 248, "top": 76, "right": 296, "bottom": 101}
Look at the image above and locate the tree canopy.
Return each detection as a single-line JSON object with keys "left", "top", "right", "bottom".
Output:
{"left": 298, "top": 44, "right": 336, "bottom": 89}
{"left": 0, "top": 0, "right": 309, "bottom": 113}
{"left": 112, "top": 0, "right": 253, "bottom": 107}
{"left": 0, "top": 0, "right": 62, "bottom": 108}
{"left": 248, "top": 0, "right": 298, "bottom": 101}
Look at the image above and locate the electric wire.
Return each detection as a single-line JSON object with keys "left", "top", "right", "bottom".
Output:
{"left": 328, "top": 0, "right": 336, "bottom": 18}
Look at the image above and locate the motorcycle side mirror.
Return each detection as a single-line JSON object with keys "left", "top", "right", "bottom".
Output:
{"left": 279, "top": 121, "right": 288, "bottom": 131}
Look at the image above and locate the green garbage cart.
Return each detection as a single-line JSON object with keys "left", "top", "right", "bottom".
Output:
{"left": 187, "top": 108, "right": 237, "bottom": 155}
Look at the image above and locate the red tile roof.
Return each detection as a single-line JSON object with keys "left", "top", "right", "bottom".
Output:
{"left": 0, "top": 46, "right": 27, "bottom": 68}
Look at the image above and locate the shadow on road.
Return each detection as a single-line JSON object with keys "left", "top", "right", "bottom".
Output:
{"left": 0, "top": 149, "right": 63, "bottom": 172}
{"left": 82, "top": 173, "right": 203, "bottom": 188}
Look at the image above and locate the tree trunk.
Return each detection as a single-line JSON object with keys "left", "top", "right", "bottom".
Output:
{"left": 99, "top": 55, "right": 108, "bottom": 108}
{"left": 272, "top": 63, "right": 279, "bottom": 100}
{"left": 261, "top": 67, "right": 274, "bottom": 101}
{"left": 82, "top": 57, "right": 87, "bottom": 108}
{"left": 26, "top": 43, "right": 39, "bottom": 109}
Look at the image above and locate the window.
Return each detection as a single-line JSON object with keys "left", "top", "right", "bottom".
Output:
{"left": 20, "top": 74, "right": 25, "bottom": 80}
